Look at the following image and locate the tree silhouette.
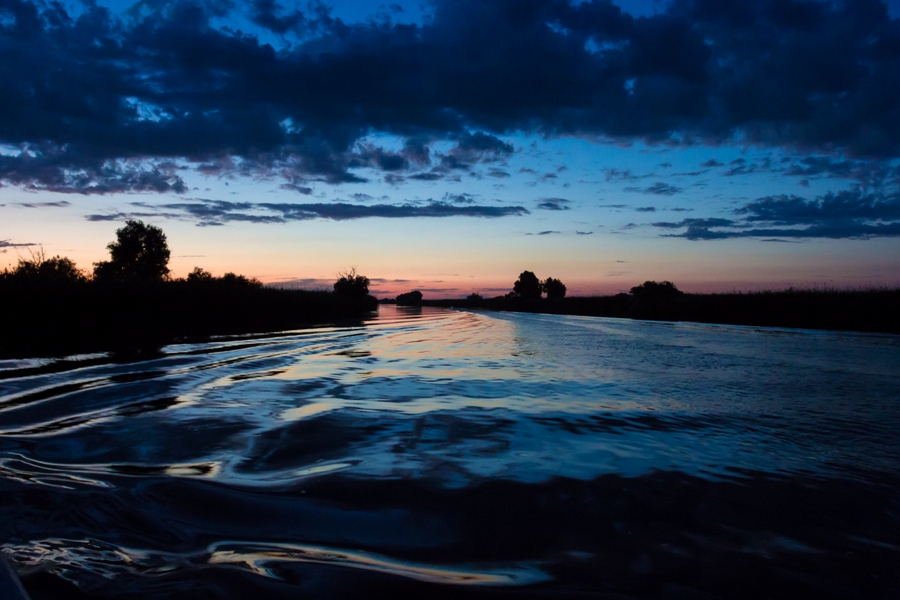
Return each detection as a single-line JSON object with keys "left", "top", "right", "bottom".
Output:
{"left": 187, "top": 267, "right": 213, "bottom": 283}
{"left": 543, "top": 277, "right": 567, "bottom": 299}
{"left": 93, "top": 220, "right": 170, "bottom": 281}
{"left": 513, "top": 270, "right": 542, "bottom": 299}
{"left": 630, "top": 280, "right": 683, "bottom": 298}
{"left": 5, "top": 248, "right": 86, "bottom": 284}
{"left": 334, "top": 267, "right": 370, "bottom": 297}
{"left": 396, "top": 290, "right": 423, "bottom": 305}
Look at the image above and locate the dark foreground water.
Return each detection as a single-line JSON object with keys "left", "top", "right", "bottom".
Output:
{"left": 1, "top": 307, "right": 899, "bottom": 599}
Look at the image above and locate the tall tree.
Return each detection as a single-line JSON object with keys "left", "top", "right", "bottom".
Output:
{"left": 543, "top": 277, "right": 567, "bottom": 299}
{"left": 513, "top": 270, "right": 542, "bottom": 299}
{"left": 93, "top": 220, "right": 171, "bottom": 281}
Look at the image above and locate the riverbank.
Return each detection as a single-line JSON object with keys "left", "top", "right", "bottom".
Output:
{"left": 0, "top": 279, "right": 377, "bottom": 359}
{"left": 395, "top": 288, "right": 900, "bottom": 335}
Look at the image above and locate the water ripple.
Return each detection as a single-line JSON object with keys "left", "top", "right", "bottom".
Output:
{"left": 1, "top": 306, "right": 898, "bottom": 598}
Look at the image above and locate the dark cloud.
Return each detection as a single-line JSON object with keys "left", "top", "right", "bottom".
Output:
{"left": 3, "top": 0, "right": 900, "bottom": 195}
{"left": 0, "top": 239, "right": 37, "bottom": 249}
{"left": 655, "top": 189, "right": 900, "bottom": 239}
{"left": 409, "top": 172, "right": 443, "bottom": 181}
{"left": 701, "top": 159, "right": 724, "bottom": 167}
{"left": 652, "top": 217, "right": 738, "bottom": 229}
{"left": 636, "top": 206, "right": 657, "bottom": 212}
{"left": 605, "top": 168, "right": 653, "bottom": 182}
{"left": 443, "top": 192, "right": 476, "bottom": 204}
{"left": 86, "top": 198, "right": 529, "bottom": 225}
{"left": 280, "top": 183, "right": 314, "bottom": 194}
{"left": 536, "top": 197, "right": 571, "bottom": 211}
{"left": 781, "top": 156, "right": 900, "bottom": 188}
{"left": 536, "top": 230, "right": 560, "bottom": 235}
{"left": 0, "top": 152, "right": 186, "bottom": 194}
{"left": 665, "top": 221, "right": 900, "bottom": 240}
{"left": 625, "top": 182, "right": 682, "bottom": 195}
{"left": 737, "top": 190, "right": 900, "bottom": 224}
{"left": 14, "top": 200, "right": 70, "bottom": 208}
{"left": 576, "top": 230, "right": 594, "bottom": 235}
{"left": 248, "top": 0, "right": 307, "bottom": 35}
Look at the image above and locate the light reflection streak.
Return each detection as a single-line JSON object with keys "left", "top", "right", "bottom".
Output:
{"left": 207, "top": 541, "right": 550, "bottom": 586}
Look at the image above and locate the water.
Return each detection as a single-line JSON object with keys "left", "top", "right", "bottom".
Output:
{"left": 1, "top": 306, "right": 898, "bottom": 599}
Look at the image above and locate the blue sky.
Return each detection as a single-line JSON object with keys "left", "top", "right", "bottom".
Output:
{"left": 2, "top": 0, "right": 900, "bottom": 297}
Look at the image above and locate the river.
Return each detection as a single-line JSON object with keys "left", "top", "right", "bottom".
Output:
{"left": 1, "top": 306, "right": 898, "bottom": 598}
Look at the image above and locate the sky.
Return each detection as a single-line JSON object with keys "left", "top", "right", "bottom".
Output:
{"left": 2, "top": 0, "right": 900, "bottom": 298}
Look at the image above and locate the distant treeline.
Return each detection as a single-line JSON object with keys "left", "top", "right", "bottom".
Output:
{"left": 0, "top": 221, "right": 376, "bottom": 358}
{"left": 388, "top": 276, "right": 900, "bottom": 335}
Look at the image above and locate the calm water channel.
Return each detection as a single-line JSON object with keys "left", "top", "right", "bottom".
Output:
{"left": 1, "top": 306, "right": 898, "bottom": 599}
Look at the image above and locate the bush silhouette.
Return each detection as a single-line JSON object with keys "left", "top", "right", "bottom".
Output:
{"left": 4, "top": 249, "right": 86, "bottom": 284}
{"left": 396, "top": 290, "right": 423, "bottom": 305}
{"left": 334, "top": 267, "right": 370, "bottom": 297}
{"left": 513, "top": 270, "right": 542, "bottom": 299}
{"left": 542, "top": 277, "right": 567, "bottom": 299}
{"left": 630, "top": 280, "right": 683, "bottom": 298}
{"left": 94, "top": 220, "right": 171, "bottom": 281}
{"left": 187, "top": 267, "right": 213, "bottom": 283}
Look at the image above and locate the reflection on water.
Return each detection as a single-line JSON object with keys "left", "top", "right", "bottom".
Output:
{"left": 1, "top": 306, "right": 898, "bottom": 598}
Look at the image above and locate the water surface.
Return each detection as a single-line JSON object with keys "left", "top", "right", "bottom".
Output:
{"left": 2, "top": 307, "right": 898, "bottom": 598}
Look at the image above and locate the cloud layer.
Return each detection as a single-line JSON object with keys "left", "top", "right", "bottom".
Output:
{"left": 653, "top": 189, "right": 900, "bottom": 239}
{"left": 2, "top": 0, "right": 900, "bottom": 193}
{"left": 86, "top": 199, "right": 529, "bottom": 225}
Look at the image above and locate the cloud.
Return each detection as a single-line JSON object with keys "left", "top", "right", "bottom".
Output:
{"left": 86, "top": 199, "right": 530, "bottom": 225}
{"left": 636, "top": 206, "right": 656, "bottom": 212}
{"left": 605, "top": 168, "right": 652, "bottom": 182}
{"left": 14, "top": 200, "right": 71, "bottom": 208}
{"left": 625, "top": 182, "right": 682, "bottom": 195}
{"left": 443, "top": 192, "right": 476, "bottom": 204}
{"left": 781, "top": 156, "right": 900, "bottom": 189}
{"left": 409, "top": 172, "right": 443, "bottom": 181}
{"left": 654, "top": 189, "right": 900, "bottom": 240}
{"left": 652, "top": 217, "right": 738, "bottom": 229}
{"left": 3, "top": 0, "right": 900, "bottom": 195}
{"left": 736, "top": 190, "right": 900, "bottom": 224}
{"left": 0, "top": 153, "right": 186, "bottom": 195}
{"left": 701, "top": 159, "right": 724, "bottom": 167}
{"left": 536, "top": 197, "right": 571, "bottom": 211}
{"left": 723, "top": 157, "right": 774, "bottom": 177}
{"left": 0, "top": 239, "right": 37, "bottom": 249}
{"left": 576, "top": 230, "right": 594, "bottom": 235}
{"left": 665, "top": 222, "right": 900, "bottom": 240}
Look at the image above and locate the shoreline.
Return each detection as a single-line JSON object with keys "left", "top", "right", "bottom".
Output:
{"left": 0, "top": 280, "right": 378, "bottom": 360}
{"left": 390, "top": 288, "right": 900, "bottom": 335}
